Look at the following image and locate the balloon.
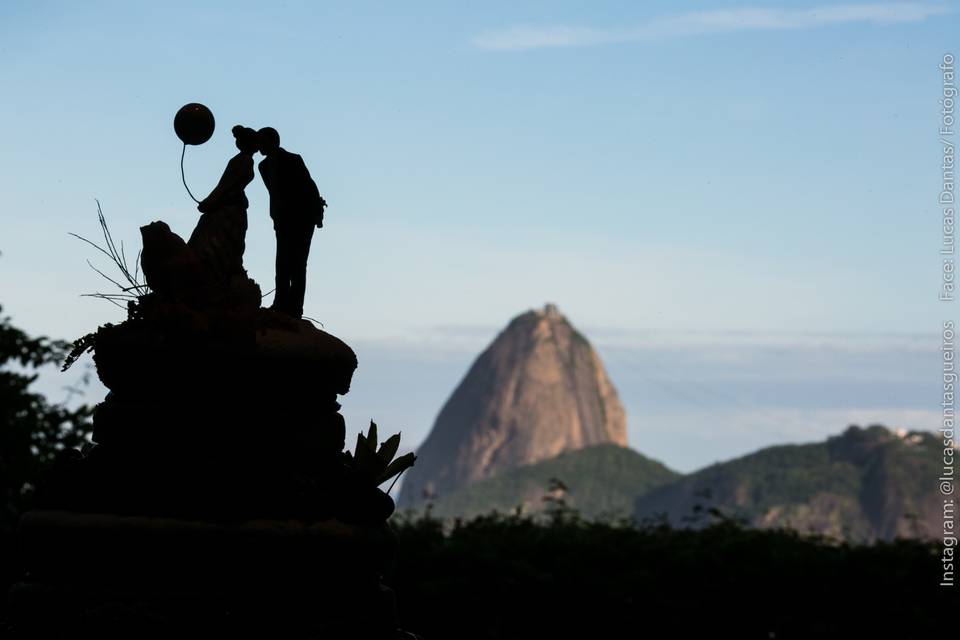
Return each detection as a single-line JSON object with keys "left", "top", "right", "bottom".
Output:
{"left": 174, "top": 103, "right": 215, "bottom": 145}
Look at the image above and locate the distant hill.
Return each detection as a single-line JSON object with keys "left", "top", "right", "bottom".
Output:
{"left": 398, "top": 304, "right": 627, "bottom": 508}
{"left": 416, "top": 444, "right": 679, "bottom": 520}
{"left": 634, "top": 425, "right": 945, "bottom": 541}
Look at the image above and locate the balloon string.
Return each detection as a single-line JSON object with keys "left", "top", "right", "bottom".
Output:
{"left": 180, "top": 143, "right": 200, "bottom": 204}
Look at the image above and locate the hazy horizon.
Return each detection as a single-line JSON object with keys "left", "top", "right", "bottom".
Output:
{"left": 27, "top": 303, "right": 936, "bottom": 475}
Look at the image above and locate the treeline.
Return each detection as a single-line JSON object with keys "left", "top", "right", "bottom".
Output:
{"left": 388, "top": 507, "right": 951, "bottom": 639}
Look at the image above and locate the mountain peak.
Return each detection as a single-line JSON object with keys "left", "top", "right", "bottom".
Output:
{"left": 510, "top": 303, "right": 569, "bottom": 331}
{"left": 538, "top": 302, "right": 562, "bottom": 320}
{"left": 398, "top": 306, "right": 627, "bottom": 506}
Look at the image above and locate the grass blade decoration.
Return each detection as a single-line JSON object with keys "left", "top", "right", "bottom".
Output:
{"left": 69, "top": 201, "right": 150, "bottom": 303}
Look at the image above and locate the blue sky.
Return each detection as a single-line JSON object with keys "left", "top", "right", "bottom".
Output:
{"left": 1, "top": 2, "right": 955, "bottom": 471}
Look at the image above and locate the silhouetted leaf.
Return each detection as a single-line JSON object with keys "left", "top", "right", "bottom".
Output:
{"left": 378, "top": 433, "right": 401, "bottom": 464}
{"left": 355, "top": 432, "right": 386, "bottom": 476}
{"left": 377, "top": 452, "right": 416, "bottom": 485}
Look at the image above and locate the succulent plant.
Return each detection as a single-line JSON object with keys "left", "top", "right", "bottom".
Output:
{"left": 346, "top": 420, "right": 416, "bottom": 489}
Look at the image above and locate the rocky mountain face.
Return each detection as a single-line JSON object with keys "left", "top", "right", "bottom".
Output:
{"left": 398, "top": 304, "right": 627, "bottom": 507}
{"left": 634, "top": 425, "right": 946, "bottom": 541}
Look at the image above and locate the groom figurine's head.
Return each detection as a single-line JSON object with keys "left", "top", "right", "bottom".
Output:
{"left": 257, "top": 127, "right": 281, "bottom": 157}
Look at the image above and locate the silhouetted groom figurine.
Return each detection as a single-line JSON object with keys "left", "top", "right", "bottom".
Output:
{"left": 256, "top": 127, "right": 326, "bottom": 318}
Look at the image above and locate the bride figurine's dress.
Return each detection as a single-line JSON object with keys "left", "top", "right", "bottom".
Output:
{"left": 188, "top": 150, "right": 254, "bottom": 284}
{"left": 141, "top": 126, "right": 259, "bottom": 306}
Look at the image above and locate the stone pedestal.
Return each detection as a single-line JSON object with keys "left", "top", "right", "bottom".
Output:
{"left": 9, "top": 301, "right": 405, "bottom": 637}
{"left": 9, "top": 511, "right": 399, "bottom": 638}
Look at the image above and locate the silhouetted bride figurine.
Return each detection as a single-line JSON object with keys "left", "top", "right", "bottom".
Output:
{"left": 187, "top": 125, "right": 258, "bottom": 283}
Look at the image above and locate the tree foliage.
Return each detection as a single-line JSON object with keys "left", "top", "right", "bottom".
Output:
{"left": 389, "top": 508, "right": 949, "bottom": 638}
{"left": 0, "top": 305, "right": 92, "bottom": 524}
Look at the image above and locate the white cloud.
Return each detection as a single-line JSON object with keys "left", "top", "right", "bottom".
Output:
{"left": 472, "top": 3, "right": 952, "bottom": 51}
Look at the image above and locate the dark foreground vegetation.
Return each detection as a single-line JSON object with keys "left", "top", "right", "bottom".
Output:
{"left": 389, "top": 507, "right": 952, "bottom": 639}
{"left": 2, "top": 508, "right": 951, "bottom": 638}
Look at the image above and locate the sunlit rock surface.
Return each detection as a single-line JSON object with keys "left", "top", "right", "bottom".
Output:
{"left": 399, "top": 304, "right": 627, "bottom": 507}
